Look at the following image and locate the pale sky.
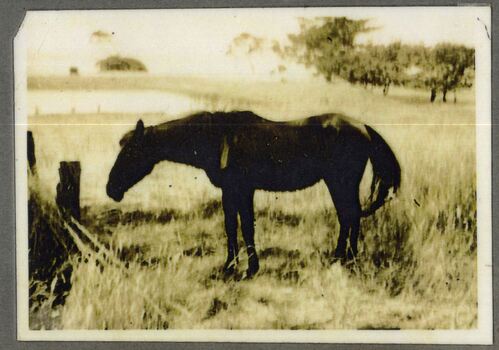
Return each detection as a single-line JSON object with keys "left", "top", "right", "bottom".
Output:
{"left": 21, "top": 7, "right": 490, "bottom": 78}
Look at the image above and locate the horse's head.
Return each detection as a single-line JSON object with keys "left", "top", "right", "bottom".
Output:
{"left": 106, "top": 119, "right": 156, "bottom": 202}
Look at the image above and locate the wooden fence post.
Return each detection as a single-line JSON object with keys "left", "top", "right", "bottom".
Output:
{"left": 56, "top": 161, "right": 81, "bottom": 220}
{"left": 27, "top": 131, "right": 36, "bottom": 174}
{"left": 29, "top": 160, "right": 81, "bottom": 309}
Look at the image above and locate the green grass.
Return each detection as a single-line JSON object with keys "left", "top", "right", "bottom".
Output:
{"left": 28, "top": 75, "right": 476, "bottom": 330}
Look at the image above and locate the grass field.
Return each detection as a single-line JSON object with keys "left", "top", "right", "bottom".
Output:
{"left": 28, "top": 75, "right": 477, "bottom": 330}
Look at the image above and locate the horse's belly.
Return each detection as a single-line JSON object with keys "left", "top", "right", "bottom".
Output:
{"left": 249, "top": 162, "right": 322, "bottom": 191}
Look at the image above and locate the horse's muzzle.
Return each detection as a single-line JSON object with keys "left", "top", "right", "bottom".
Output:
{"left": 106, "top": 182, "right": 124, "bottom": 202}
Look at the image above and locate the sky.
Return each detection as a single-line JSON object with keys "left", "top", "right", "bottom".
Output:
{"left": 21, "top": 7, "right": 490, "bottom": 79}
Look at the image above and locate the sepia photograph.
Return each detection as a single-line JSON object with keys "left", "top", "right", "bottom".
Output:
{"left": 15, "top": 6, "right": 492, "bottom": 343}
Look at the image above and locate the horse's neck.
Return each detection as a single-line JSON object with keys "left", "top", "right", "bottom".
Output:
{"left": 150, "top": 122, "right": 220, "bottom": 170}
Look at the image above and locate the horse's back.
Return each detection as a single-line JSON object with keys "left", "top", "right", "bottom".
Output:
{"left": 200, "top": 110, "right": 365, "bottom": 133}
{"left": 209, "top": 110, "right": 267, "bottom": 126}
{"left": 210, "top": 111, "right": 369, "bottom": 156}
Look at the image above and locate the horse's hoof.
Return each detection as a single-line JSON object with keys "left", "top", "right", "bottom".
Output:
{"left": 244, "top": 269, "right": 257, "bottom": 280}
{"left": 223, "top": 265, "right": 236, "bottom": 277}
{"left": 333, "top": 248, "right": 346, "bottom": 258}
{"left": 346, "top": 250, "right": 357, "bottom": 261}
{"left": 330, "top": 256, "right": 344, "bottom": 265}
{"left": 221, "top": 268, "right": 244, "bottom": 282}
{"left": 222, "top": 269, "right": 234, "bottom": 282}
{"left": 331, "top": 250, "right": 346, "bottom": 264}
{"left": 342, "top": 252, "right": 359, "bottom": 271}
{"left": 223, "top": 260, "right": 245, "bottom": 282}
{"left": 244, "top": 261, "right": 260, "bottom": 280}
{"left": 223, "top": 257, "right": 238, "bottom": 274}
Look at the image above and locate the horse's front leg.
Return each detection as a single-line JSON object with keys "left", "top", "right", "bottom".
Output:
{"left": 222, "top": 189, "right": 239, "bottom": 276}
{"left": 239, "top": 189, "right": 259, "bottom": 278}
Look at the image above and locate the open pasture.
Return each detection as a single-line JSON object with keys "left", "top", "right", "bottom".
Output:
{"left": 28, "top": 76, "right": 477, "bottom": 330}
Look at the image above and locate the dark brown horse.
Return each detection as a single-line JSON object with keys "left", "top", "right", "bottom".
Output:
{"left": 107, "top": 111, "right": 401, "bottom": 278}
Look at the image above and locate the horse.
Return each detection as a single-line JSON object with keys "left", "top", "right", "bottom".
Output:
{"left": 106, "top": 110, "right": 401, "bottom": 278}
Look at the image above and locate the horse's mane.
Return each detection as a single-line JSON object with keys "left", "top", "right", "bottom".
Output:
{"left": 118, "top": 112, "right": 208, "bottom": 147}
{"left": 118, "top": 111, "right": 263, "bottom": 147}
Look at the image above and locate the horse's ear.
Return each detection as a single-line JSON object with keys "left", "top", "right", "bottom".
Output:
{"left": 134, "top": 119, "right": 145, "bottom": 140}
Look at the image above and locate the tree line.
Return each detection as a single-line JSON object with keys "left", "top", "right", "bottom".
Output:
{"left": 271, "top": 17, "right": 475, "bottom": 102}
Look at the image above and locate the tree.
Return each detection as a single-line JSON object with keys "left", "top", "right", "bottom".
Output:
{"left": 432, "top": 43, "right": 474, "bottom": 102}
{"left": 285, "top": 17, "right": 374, "bottom": 82}
{"left": 379, "top": 42, "right": 404, "bottom": 95}
{"left": 97, "top": 55, "right": 147, "bottom": 72}
{"left": 352, "top": 42, "right": 404, "bottom": 95}
{"left": 226, "top": 33, "right": 265, "bottom": 56}
{"left": 398, "top": 44, "right": 474, "bottom": 102}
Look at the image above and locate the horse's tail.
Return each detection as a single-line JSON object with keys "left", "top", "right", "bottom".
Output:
{"left": 361, "top": 125, "right": 401, "bottom": 217}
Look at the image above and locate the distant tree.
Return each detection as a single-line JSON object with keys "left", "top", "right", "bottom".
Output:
{"left": 432, "top": 43, "right": 474, "bottom": 102}
{"left": 97, "top": 55, "right": 147, "bottom": 72}
{"left": 340, "top": 42, "right": 408, "bottom": 95}
{"left": 419, "top": 65, "right": 442, "bottom": 102}
{"left": 459, "top": 66, "right": 475, "bottom": 88}
{"left": 227, "top": 33, "right": 270, "bottom": 73}
{"left": 350, "top": 42, "right": 405, "bottom": 94}
{"left": 227, "top": 33, "right": 265, "bottom": 56}
{"left": 395, "top": 43, "right": 474, "bottom": 102}
{"left": 395, "top": 44, "right": 435, "bottom": 98}
{"left": 379, "top": 42, "right": 404, "bottom": 94}
{"left": 285, "top": 17, "right": 374, "bottom": 82}
{"left": 414, "top": 44, "right": 474, "bottom": 102}
{"left": 271, "top": 40, "right": 283, "bottom": 56}
{"left": 90, "top": 30, "right": 112, "bottom": 43}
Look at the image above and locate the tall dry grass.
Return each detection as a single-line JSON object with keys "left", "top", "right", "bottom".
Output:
{"left": 28, "top": 76, "right": 476, "bottom": 329}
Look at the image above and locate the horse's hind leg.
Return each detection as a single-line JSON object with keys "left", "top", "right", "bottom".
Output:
{"left": 347, "top": 210, "right": 360, "bottom": 260}
{"left": 222, "top": 189, "right": 239, "bottom": 275}
{"left": 325, "top": 178, "right": 362, "bottom": 262}
{"left": 239, "top": 189, "right": 259, "bottom": 278}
